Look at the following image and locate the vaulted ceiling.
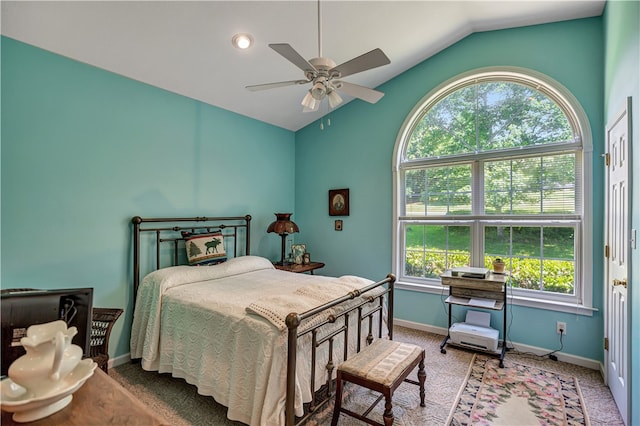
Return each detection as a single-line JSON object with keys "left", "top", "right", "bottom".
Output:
{"left": 2, "top": 1, "right": 605, "bottom": 131}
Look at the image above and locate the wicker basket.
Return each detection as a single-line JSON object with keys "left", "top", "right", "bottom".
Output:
{"left": 90, "top": 308, "right": 123, "bottom": 373}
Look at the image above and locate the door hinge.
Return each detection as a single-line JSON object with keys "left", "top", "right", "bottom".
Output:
{"left": 605, "top": 153, "right": 610, "bottom": 166}
{"left": 604, "top": 337, "right": 609, "bottom": 351}
{"left": 605, "top": 245, "right": 609, "bottom": 258}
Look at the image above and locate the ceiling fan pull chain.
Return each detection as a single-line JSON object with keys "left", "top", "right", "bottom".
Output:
{"left": 319, "top": 105, "right": 331, "bottom": 130}
{"left": 326, "top": 102, "right": 331, "bottom": 127}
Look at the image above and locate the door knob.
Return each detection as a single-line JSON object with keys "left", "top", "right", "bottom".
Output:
{"left": 613, "top": 278, "right": 627, "bottom": 288}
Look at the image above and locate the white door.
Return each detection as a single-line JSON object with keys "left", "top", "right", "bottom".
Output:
{"left": 605, "top": 98, "right": 630, "bottom": 425}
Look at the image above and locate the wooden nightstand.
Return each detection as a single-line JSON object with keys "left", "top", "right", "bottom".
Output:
{"left": 274, "top": 261, "right": 325, "bottom": 275}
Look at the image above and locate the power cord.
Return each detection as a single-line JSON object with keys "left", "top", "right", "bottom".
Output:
{"left": 546, "top": 326, "right": 565, "bottom": 361}
{"left": 504, "top": 276, "right": 564, "bottom": 361}
{"left": 511, "top": 326, "right": 564, "bottom": 361}
{"left": 440, "top": 284, "right": 462, "bottom": 325}
{"left": 505, "top": 279, "right": 515, "bottom": 351}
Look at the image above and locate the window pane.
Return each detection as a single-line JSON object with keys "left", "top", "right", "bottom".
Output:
{"left": 512, "top": 226, "right": 541, "bottom": 257}
{"left": 405, "top": 165, "right": 471, "bottom": 216}
{"left": 406, "top": 82, "right": 574, "bottom": 160}
{"left": 399, "top": 74, "right": 585, "bottom": 305}
{"left": 484, "top": 225, "right": 575, "bottom": 294}
{"left": 479, "top": 83, "right": 574, "bottom": 150}
{"left": 405, "top": 225, "right": 470, "bottom": 278}
{"left": 541, "top": 154, "right": 576, "bottom": 213}
{"left": 406, "top": 87, "right": 476, "bottom": 159}
{"left": 484, "top": 154, "right": 576, "bottom": 215}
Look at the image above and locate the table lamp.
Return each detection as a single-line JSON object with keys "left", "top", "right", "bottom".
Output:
{"left": 267, "top": 213, "right": 299, "bottom": 266}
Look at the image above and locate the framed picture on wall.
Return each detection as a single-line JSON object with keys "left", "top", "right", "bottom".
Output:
{"left": 329, "top": 188, "right": 349, "bottom": 216}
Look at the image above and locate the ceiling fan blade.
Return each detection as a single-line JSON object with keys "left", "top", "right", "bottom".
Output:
{"left": 330, "top": 48, "right": 390, "bottom": 79}
{"left": 246, "top": 80, "right": 309, "bottom": 92}
{"left": 334, "top": 81, "right": 385, "bottom": 104}
{"left": 269, "top": 43, "right": 317, "bottom": 73}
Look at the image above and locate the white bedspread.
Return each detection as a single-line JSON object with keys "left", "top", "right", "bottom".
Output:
{"left": 130, "top": 256, "right": 380, "bottom": 426}
{"left": 246, "top": 276, "right": 371, "bottom": 332}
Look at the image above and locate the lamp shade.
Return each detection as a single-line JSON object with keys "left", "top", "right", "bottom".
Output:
{"left": 267, "top": 213, "right": 299, "bottom": 266}
{"left": 266, "top": 213, "right": 299, "bottom": 235}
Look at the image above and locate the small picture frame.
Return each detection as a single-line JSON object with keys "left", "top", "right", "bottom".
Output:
{"left": 291, "top": 244, "right": 306, "bottom": 264}
{"left": 329, "top": 188, "right": 349, "bottom": 216}
{"left": 335, "top": 220, "right": 343, "bottom": 231}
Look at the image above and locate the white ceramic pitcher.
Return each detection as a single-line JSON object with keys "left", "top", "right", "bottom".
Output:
{"left": 8, "top": 320, "right": 83, "bottom": 398}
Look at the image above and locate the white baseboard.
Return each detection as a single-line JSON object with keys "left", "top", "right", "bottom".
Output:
{"left": 111, "top": 353, "right": 132, "bottom": 369}
{"left": 394, "top": 318, "right": 603, "bottom": 372}
{"left": 394, "top": 318, "right": 449, "bottom": 336}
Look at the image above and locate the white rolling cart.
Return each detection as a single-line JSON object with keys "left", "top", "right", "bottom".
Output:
{"left": 439, "top": 269, "right": 509, "bottom": 367}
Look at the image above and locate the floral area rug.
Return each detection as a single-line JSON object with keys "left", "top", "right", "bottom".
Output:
{"left": 448, "top": 354, "right": 590, "bottom": 426}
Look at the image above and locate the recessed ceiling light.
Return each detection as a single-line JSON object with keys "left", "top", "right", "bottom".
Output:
{"left": 232, "top": 33, "right": 253, "bottom": 50}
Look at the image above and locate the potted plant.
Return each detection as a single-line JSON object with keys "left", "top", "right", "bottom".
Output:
{"left": 492, "top": 258, "right": 506, "bottom": 273}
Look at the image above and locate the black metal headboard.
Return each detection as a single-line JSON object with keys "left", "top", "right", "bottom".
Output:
{"left": 131, "top": 215, "right": 252, "bottom": 298}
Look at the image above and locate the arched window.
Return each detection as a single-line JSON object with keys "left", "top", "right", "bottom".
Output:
{"left": 393, "top": 68, "right": 593, "bottom": 313}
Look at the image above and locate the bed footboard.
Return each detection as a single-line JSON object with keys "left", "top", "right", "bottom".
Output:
{"left": 285, "top": 273, "right": 395, "bottom": 426}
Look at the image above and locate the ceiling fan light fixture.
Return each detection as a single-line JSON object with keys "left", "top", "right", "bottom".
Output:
{"left": 245, "top": 0, "right": 391, "bottom": 115}
{"left": 310, "top": 81, "right": 326, "bottom": 100}
{"left": 327, "top": 89, "right": 342, "bottom": 109}
{"left": 232, "top": 33, "right": 254, "bottom": 50}
{"left": 301, "top": 91, "right": 320, "bottom": 112}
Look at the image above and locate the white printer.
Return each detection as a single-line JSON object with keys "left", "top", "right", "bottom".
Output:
{"left": 449, "top": 310, "right": 499, "bottom": 352}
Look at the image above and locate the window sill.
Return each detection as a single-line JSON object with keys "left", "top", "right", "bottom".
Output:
{"left": 396, "top": 280, "right": 596, "bottom": 317}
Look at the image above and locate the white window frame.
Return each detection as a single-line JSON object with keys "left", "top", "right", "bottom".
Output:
{"left": 392, "top": 67, "right": 594, "bottom": 316}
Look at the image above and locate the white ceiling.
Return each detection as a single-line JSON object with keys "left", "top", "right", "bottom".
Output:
{"left": 2, "top": 1, "right": 605, "bottom": 131}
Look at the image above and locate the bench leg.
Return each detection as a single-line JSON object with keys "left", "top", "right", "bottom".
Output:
{"left": 383, "top": 389, "right": 394, "bottom": 426}
{"left": 418, "top": 354, "right": 426, "bottom": 407}
{"left": 331, "top": 375, "right": 344, "bottom": 426}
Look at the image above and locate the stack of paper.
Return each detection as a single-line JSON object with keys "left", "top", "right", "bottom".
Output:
{"left": 469, "top": 298, "right": 496, "bottom": 308}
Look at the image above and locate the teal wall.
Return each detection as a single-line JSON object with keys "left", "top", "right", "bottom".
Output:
{"left": 604, "top": 1, "right": 640, "bottom": 423}
{"left": 2, "top": 11, "right": 636, "bottom": 420}
{"left": 295, "top": 18, "right": 605, "bottom": 360}
{"left": 1, "top": 36, "right": 296, "bottom": 357}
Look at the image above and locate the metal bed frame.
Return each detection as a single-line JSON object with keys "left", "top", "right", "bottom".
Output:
{"left": 131, "top": 215, "right": 394, "bottom": 426}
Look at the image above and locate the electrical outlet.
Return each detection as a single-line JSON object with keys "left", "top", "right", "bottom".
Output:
{"left": 556, "top": 321, "right": 567, "bottom": 335}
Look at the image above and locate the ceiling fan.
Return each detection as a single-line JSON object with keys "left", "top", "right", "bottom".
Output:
{"left": 246, "top": 0, "right": 391, "bottom": 112}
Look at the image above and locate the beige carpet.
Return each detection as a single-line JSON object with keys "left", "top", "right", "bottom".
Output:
{"left": 111, "top": 326, "right": 623, "bottom": 425}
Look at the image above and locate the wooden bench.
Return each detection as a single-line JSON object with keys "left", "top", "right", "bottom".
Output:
{"left": 331, "top": 339, "right": 426, "bottom": 426}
